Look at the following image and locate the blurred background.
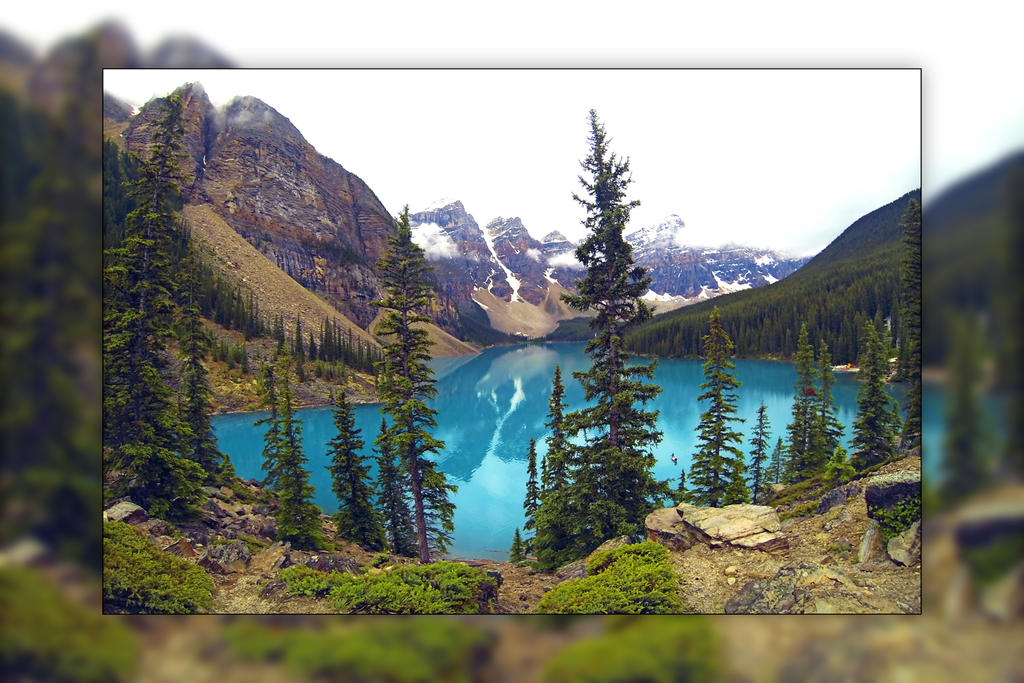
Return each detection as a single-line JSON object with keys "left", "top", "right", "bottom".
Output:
{"left": 1, "top": 5, "right": 1022, "bottom": 681}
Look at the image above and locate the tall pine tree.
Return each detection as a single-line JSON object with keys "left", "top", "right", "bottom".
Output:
{"left": 374, "top": 206, "right": 456, "bottom": 562}
{"left": 851, "top": 320, "right": 900, "bottom": 470}
{"left": 327, "top": 392, "right": 385, "bottom": 550}
{"left": 940, "top": 315, "right": 990, "bottom": 502}
{"left": 522, "top": 438, "right": 540, "bottom": 554}
{"left": 533, "top": 366, "right": 576, "bottom": 570}
{"left": 374, "top": 418, "right": 417, "bottom": 556}
{"left": 768, "top": 437, "right": 785, "bottom": 486}
{"left": 557, "top": 110, "right": 667, "bottom": 554}
{"left": 785, "top": 323, "right": 819, "bottom": 482}
{"left": 689, "top": 307, "right": 748, "bottom": 507}
{"left": 748, "top": 403, "right": 771, "bottom": 503}
{"left": 897, "top": 198, "right": 922, "bottom": 448}
{"left": 102, "top": 94, "right": 203, "bottom": 519}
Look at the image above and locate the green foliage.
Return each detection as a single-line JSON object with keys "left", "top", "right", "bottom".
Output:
{"left": 689, "top": 307, "right": 748, "bottom": 506}
{"left": 374, "top": 206, "right": 455, "bottom": 562}
{"left": 822, "top": 446, "right": 855, "bottom": 489}
{"left": 940, "top": 314, "right": 991, "bottom": 503}
{"left": 327, "top": 392, "right": 386, "bottom": 549}
{"left": 510, "top": 527, "right": 526, "bottom": 563}
{"left": 540, "top": 618, "right": 720, "bottom": 683}
{"left": 868, "top": 494, "right": 921, "bottom": 542}
{"left": 222, "top": 620, "right": 493, "bottom": 682}
{"left": 549, "top": 110, "right": 667, "bottom": 560}
{"left": 852, "top": 320, "right": 901, "bottom": 470}
{"left": 279, "top": 565, "right": 351, "bottom": 597}
{"left": 371, "top": 552, "right": 391, "bottom": 568}
{"left": 102, "top": 520, "right": 213, "bottom": 613}
{"left": 537, "top": 542, "right": 681, "bottom": 614}
{"left": 897, "top": 198, "right": 922, "bottom": 446}
{"left": 1, "top": 567, "right": 137, "bottom": 682}
{"left": 786, "top": 323, "right": 821, "bottom": 482}
{"left": 625, "top": 190, "right": 920, "bottom": 364}
{"left": 747, "top": 404, "right": 771, "bottom": 502}
{"left": 322, "top": 562, "right": 497, "bottom": 614}
{"left": 374, "top": 418, "right": 418, "bottom": 556}
{"left": 961, "top": 531, "right": 1024, "bottom": 589}
{"left": 778, "top": 501, "right": 818, "bottom": 521}
{"left": 523, "top": 438, "right": 540, "bottom": 550}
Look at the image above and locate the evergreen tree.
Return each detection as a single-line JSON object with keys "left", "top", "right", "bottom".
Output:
{"left": 254, "top": 363, "right": 282, "bottom": 489}
{"left": 822, "top": 446, "right": 855, "bottom": 489}
{"left": 748, "top": 403, "right": 771, "bottom": 503}
{"left": 327, "top": 392, "right": 385, "bottom": 550}
{"left": 675, "top": 467, "right": 687, "bottom": 505}
{"left": 557, "top": 110, "right": 667, "bottom": 553}
{"left": 267, "top": 358, "right": 321, "bottom": 548}
{"left": 523, "top": 438, "right": 540, "bottom": 553}
{"left": 533, "top": 366, "right": 576, "bottom": 570}
{"left": 374, "top": 206, "right": 456, "bottom": 562}
{"left": 817, "top": 341, "right": 844, "bottom": 457}
{"left": 102, "top": 94, "right": 203, "bottom": 519}
{"left": 785, "top": 323, "right": 819, "bottom": 481}
{"left": 510, "top": 527, "right": 526, "bottom": 564}
{"left": 374, "top": 418, "right": 417, "bottom": 556}
{"left": 689, "top": 307, "right": 748, "bottom": 506}
{"left": 940, "top": 315, "right": 990, "bottom": 502}
{"left": 851, "top": 321, "right": 900, "bottom": 470}
{"left": 176, "top": 236, "right": 229, "bottom": 483}
{"left": 897, "top": 198, "right": 923, "bottom": 448}
{"left": 768, "top": 437, "right": 785, "bottom": 486}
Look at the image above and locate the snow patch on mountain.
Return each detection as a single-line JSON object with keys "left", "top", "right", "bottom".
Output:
{"left": 481, "top": 224, "right": 522, "bottom": 302}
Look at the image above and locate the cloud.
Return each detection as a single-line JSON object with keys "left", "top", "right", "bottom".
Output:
{"left": 547, "top": 250, "right": 584, "bottom": 270}
{"left": 526, "top": 247, "right": 542, "bottom": 262}
{"left": 411, "top": 222, "right": 459, "bottom": 261}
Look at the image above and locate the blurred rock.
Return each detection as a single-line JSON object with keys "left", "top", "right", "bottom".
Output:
{"left": 163, "top": 538, "right": 198, "bottom": 559}
{"left": 725, "top": 561, "right": 891, "bottom": 614}
{"left": 857, "top": 520, "right": 887, "bottom": 567}
{"left": 979, "top": 563, "right": 1024, "bottom": 621}
{"left": 147, "top": 36, "right": 233, "bottom": 68}
{"left": 298, "top": 552, "right": 360, "bottom": 575}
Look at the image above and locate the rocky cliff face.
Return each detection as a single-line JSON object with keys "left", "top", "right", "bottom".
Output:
{"left": 123, "top": 84, "right": 396, "bottom": 328}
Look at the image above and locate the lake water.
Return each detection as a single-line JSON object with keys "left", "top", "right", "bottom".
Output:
{"left": 213, "top": 342, "right": 910, "bottom": 560}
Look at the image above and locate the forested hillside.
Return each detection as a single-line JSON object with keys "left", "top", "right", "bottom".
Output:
{"left": 623, "top": 189, "right": 921, "bottom": 364}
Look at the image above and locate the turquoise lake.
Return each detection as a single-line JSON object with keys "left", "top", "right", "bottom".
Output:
{"left": 212, "top": 342, "right": 915, "bottom": 560}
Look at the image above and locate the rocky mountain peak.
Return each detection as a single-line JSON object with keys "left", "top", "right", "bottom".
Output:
{"left": 542, "top": 230, "right": 570, "bottom": 244}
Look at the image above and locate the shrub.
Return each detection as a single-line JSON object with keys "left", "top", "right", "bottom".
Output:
{"left": 538, "top": 542, "right": 681, "bottom": 614}
{"left": 223, "top": 619, "right": 494, "bottom": 682}
{"left": 323, "top": 562, "right": 495, "bottom": 614}
{"left": 868, "top": 493, "right": 921, "bottom": 541}
{"left": 541, "top": 618, "right": 721, "bottom": 682}
{"left": 779, "top": 501, "right": 818, "bottom": 521}
{"left": 279, "top": 564, "right": 351, "bottom": 598}
{"left": 1, "top": 567, "right": 137, "bottom": 681}
{"left": 103, "top": 520, "right": 214, "bottom": 613}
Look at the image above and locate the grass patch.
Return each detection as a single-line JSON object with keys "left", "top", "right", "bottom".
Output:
{"left": 538, "top": 542, "right": 681, "bottom": 615}
{"left": 540, "top": 617, "right": 720, "bottom": 682}
{"left": 779, "top": 501, "right": 817, "bottom": 521}
{"left": 213, "top": 534, "right": 269, "bottom": 555}
{"left": 279, "top": 565, "right": 351, "bottom": 598}
{"left": 1, "top": 567, "right": 137, "bottom": 682}
{"left": 223, "top": 620, "right": 493, "bottom": 682}
{"left": 103, "top": 520, "right": 213, "bottom": 614}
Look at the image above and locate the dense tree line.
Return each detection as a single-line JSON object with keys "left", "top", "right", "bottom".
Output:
{"left": 624, "top": 191, "right": 922, "bottom": 365}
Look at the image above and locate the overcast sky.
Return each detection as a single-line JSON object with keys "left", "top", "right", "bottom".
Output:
{"left": 8, "top": 4, "right": 1020, "bottom": 254}
{"left": 104, "top": 69, "right": 918, "bottom": 255}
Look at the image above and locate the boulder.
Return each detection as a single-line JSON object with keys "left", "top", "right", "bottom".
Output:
{"left": 725, "top": 562, "right": 888, "bottom": 614}
{"left": 857, "top": 520, "right": 887, "bottom": 567}
{"left": 818, "top": 481, "right": 863, "bottom": 515}
{"left": 104, "top": 501, "right": 148, "bottom": 525}
{"left": 886, "top": 520, "right": 921, "bottom": 566}
{"left": 646, "top": 503, "right": 788, "bottom": 553}
{"left": 135, "top": 518, "right": 174, "bottom": 538}
{"left": 864, "top": 470, "right": 920, "bottom": 515}
{"left": 824, "top": 507, "right": 853, "bottom": 532}
{"left": 224, "top": 514, "right": 277, "bottom": 540}
{"left": 299, "top": 552, "right": 360, "bottom": 575}
{"left": 198, "top": 540, "right": 252, "bottom": 574}
{"left": 163, "top": 538, "right": 198, "bottom": 559}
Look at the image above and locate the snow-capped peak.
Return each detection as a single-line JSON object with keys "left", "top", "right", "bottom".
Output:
{"left": 422, "top": 197, "right": 461, "bottom": 212}
{"left": 626, "top": 214, "right": 686, "bottom": 246}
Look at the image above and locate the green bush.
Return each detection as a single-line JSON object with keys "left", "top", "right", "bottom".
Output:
{"left": 868, "top": 493, "right": 921, "bottom": 541}
{"left": 1, "top": 567, "right": 137, "bottom": 681}
{"left": 541, "top": 618, "right": 721, "bottom": 683}
{"left": 779, "top": 501, "right": 818, "bottom": 521}
{"left": 307, "top": 561, "right": 497, "bottom": 614}
{"left": 103, "top": 520, "right": 214, "bottom": 613}
{"left": 538, "top": 542, "right": 681, "bottom": 614}
{"left": 279, "top": 564, "right": 351, "bottom": 597}
{"left": 223, "top": 619, "right": 494, "bottom": 682}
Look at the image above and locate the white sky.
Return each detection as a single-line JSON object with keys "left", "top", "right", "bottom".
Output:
{"left": 8, "top": 3, "right": 1022, "bottom": 254}
{"left": 103, "top": 69, "right": 919, "bottom": 255}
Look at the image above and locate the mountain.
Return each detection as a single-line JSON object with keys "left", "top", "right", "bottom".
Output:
{"left": 621, "top": 189, "right": 922, "bottom": 364}
{"left": 114, "top": 83, "right": 476, "bottom": 356}
{"left": 625, "top": 215, "right": 808, "bottom": 304}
